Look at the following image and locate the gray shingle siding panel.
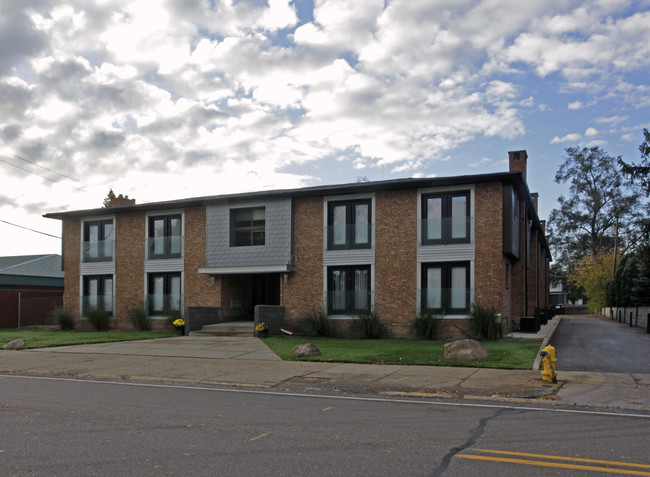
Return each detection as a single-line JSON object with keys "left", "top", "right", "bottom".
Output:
{"left": 205, "top": 198, "right": 293, "bottom": 268}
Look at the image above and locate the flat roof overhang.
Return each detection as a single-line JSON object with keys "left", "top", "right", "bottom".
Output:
{"left": 198, "top": 265, "right": 296, "bottom": 275}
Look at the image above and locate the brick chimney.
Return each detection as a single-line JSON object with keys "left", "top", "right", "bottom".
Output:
{"left": 532, "top": 192, "right": 539, "bottom": 212}
{"left": 508, "top": 150, "right": 528, "bottom": 179}
{"left": 540, "top": 219, "right": 546, "bottom": 235}
{"left": 111, "top": 194, "right": 136, "bottom": 207}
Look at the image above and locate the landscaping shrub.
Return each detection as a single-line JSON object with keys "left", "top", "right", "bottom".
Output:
{"left": 469, "top": 303, "right": 503, "bottom": 340}
{"left": 128, "top": 308, "right": 150, "bottom": 331}
{"left": 410, "top": 310, "right": 443, "bottom": 340}
{"left": 349, "top": 311, "right": 389, "bottom": 339}
{"left": 296, "top": 310, "right": 334, "bottom": 337}
{"left": 164, "top": 308, "right": 183, "bottom": 328}
{"left": 51, "top": 308, "right": 74, "bottom": 330}
{"left": 84, "top": 307, "right": 111, "bottom": 331}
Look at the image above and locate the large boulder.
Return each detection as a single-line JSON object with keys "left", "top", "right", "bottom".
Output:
{"left": 3, "top": 339, "right": 26, "bottom": 350}
{"left": 292, "top": 343, "right": 321, "bottom": 358}
{"left": 443, "top": 339, "right": 488, "bottom": 361}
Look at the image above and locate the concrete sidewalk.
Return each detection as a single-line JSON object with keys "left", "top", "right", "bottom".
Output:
{"left": 1, "top": 318, "right": 648, "bottom": 412}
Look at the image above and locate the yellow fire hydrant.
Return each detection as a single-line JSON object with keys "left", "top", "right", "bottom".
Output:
{"left": 540, "top": 344, "right": 557, "bottom": 383}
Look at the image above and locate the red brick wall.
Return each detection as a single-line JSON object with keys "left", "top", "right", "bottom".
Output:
{"left": 282, "top": 197, "right": 324, "bottom": 328}
{"left": 374, "top": 189, "right": 418, "bottom": 337}
{"left": 62, "top": 219, "right": 81, "bottom": 322}
{"left": 114, "top": 211, "right": 145, "bottom": 328}
{"left": 474, "top": 182, "right": 504, "bottom": 311}
{"left": 183, "top": 206, "right": 218, "bottom": 309}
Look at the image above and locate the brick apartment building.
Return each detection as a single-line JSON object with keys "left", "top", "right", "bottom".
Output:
{"left": 45, "top": 150, "right": 550, "bottom": 338}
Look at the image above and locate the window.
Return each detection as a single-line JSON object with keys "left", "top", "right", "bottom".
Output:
{"left": 83, "top": 220, "right": 114, "bottom": 262}
{"left": 327, "top": 199, "right": 371, "bottom": 250}
{"left": 231, "top": 207, "right": 265, "bottom": 247}
{"left": 147, "top": 272, "right": 182, "bottom": 315}
{"left": 327, "top": 265, "right": 371, "bottom": 315}
{"left": 421, "top": 262, "right": 470, "bottom": 314}
{"left": 82, "top": 275, "right": 113, "bottom": 315}
{"left": 148, "top": 214, "right": 182, "bottom": 259}
{"left": 421, "top": 191, "right": 470, "bottom": 245}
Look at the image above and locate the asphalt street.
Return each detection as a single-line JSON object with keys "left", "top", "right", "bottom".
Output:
{"left": 551, "top": 315, "right": 650, "bottom": 374}
{"left": 1, "top": 375, "right": 648, "bottom": 477}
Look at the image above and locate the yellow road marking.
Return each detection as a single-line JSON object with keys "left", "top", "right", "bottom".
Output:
{"left": 473, "top": 449, "right": 650, "bottom": 469}
{"left": 394, "top": 377, "right": 409, "bottom": 381}
{"left": 250, "top": 432, "right": 270, "bottom": 441}
{"left": 321, "top": 407, "right": 333, "bottom": 411}
{"left": 457, "top": 455, "right": 650, "bottom": 476}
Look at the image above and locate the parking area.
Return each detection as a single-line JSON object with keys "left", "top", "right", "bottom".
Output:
{"left": 551, "top": 315, "right": 650, "bottom": 374}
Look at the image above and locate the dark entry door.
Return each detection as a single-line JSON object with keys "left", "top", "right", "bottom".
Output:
{"left": 250, "top": 274, "right": 280, "bottom": 315}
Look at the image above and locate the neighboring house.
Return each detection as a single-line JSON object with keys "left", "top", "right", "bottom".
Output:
{"left": 44, "top": 150, "right": 551, "bottom": 338}
{"left": 0, "top": 254, "right": 64, "bottom": 328}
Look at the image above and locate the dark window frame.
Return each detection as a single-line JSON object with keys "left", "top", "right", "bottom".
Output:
{"left": 326, "top": 199, "right": 372, "bottom": 250}
{"left": 82, "top": 219, "right": 114, "bottom": 262}
{"left": 148, "top": 214, "right": 182, "bottom": 259}
{"left": 230, "top": 207, "right": 266, "bottom": 247}
{"left": 421, "top": 191, "right": 471, "bottom": 245}
{"left": 82, "top": 274, "right": 114, "bottom": 315}
{"left": 327, "top": 265, "right": 372, "bottom": 315}
{"left": 421, "top": 261, "right": 471, "bottom": 314}
{"left": 147, "top": 272, "right": 182, "bottom": 316}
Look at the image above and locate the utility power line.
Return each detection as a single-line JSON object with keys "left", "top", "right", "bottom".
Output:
{"left": 0, "top": 153, "right": 90, "bottom": 193}
{"left": 0, "top": 219, "right": 61, "bottom": 239}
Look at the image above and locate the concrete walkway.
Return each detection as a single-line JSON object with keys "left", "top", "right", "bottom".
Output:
{"left": 1, "top": 317, "right": 649, "bottom": 412}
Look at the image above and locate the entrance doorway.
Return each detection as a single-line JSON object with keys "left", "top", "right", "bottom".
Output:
{"left": 249, "top": 274, "right": 280, "bottom": 317}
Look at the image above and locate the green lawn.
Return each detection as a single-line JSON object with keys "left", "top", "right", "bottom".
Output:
{"left": 263, "top": 336, "right": 543, "bottom": 369}
{"left": 0, "top": 329, "right": 176, "bottom": 349}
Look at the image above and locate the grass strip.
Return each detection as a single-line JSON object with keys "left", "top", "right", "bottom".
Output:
{"left": 0, "top": 329, "right": 176, "bottom": 349}
{"left": 262, "top": 336, "right": 542, "bottom": 369}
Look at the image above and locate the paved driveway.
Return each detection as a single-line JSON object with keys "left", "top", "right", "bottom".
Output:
{"left": 551, "top": 315, "right": 650, "bottom": 373}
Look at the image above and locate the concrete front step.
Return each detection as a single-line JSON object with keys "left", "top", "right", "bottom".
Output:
{"left": 189, "top": 321, "right": 255, "bottom": 337}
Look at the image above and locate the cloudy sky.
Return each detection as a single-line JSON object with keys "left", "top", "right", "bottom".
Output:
{"left": 2, "top": 0, "right": 649, "bottom": 257}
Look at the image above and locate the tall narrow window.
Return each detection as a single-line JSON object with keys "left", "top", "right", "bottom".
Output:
{"left": 422, "top": 191, "right": 470, "bottom": 245}
{"left": 83, "top": 220, "right": 114, "bottom": 262}
{"left": 327, "top": 199, "right": 371, "bottom": 250}
{"left": 82, "top": 275, "right": 114, "bottom": 315}
{"left": 327, "top": 265, "right": 371, "bottom": 315}
{"left": 148, "top": 214, "right": 182, "bottom": 259}
{"left": 148, "top": 272, "right": 182, "bottom": 315}
{"left": 421, "top": 262, "right": 470, "bottom": 314}
{"left": 231, "top": 207, "right": 265, "bottom": 247}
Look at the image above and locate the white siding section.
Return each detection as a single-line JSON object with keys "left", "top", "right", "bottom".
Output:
{"left": 145, "top": 259, "right": 184, "bottom": 273}
{"left": 80, "top": 262, "right": 115, "bottom": 275}
{"left": 323, "top": 249, "right": 375, "bottom": 266}
{"left": 417, "top": 244, "right": 475, "bottom": 262}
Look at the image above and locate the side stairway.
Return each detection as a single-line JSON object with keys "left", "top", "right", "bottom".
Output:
{"left": 189, "top": 321, "right": 255, "bottom": 337}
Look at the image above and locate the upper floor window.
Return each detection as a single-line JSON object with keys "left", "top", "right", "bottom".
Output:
{"left": 148, "top": 214, "right": 182, "bottom": 259}
{"left": 421, "top": 191, "right": 470, "bottom": 245}
{"left": 83, "top": 219, "right": 114, "bottom": 262}
{"left": 327, "top": 199, "right": 371, "bottom": 250}
{"left": 231, "top": 207, "right": 265, "bottom": 247}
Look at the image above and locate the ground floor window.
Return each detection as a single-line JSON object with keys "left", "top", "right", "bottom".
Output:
{"left": 421, "top": 262, "right": 470, "bottom": 314}
{"left": 327, "top": 265, "right": 371, "bottom": 315}
{"left": 82, "top": 275, "right": 114, "bottom": 315}
{"left": 147, "top": 272, "right": 182, "bottom": 315}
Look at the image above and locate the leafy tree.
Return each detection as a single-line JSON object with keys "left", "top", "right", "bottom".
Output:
{"left": 619, "top": 128, "right": 650, "bottom": 196}
{"left": 568, "top": 248, "right": 615, "bottom": 313}
{"left": 103, "top": 188, "right": 116, "bottom": 208}
{"left": 548, "top": 146, "right": 640, "bottom": 263}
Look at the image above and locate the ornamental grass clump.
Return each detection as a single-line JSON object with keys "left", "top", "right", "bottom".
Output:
{"left": 410, "top": 310, "right": 443, "bottom": 340}
{"left": 128, "top": 308, "right": 150, "bottom": 331}
{"left": 84, "top": 307, "right": 110, "bottom": 331}
{"left": 469, "top": 303, "right": 503, "bottom": 341}
{"left": 349, "top": 311, "right": 389, "bottom": 339}
{"left": 296, "top": 310, "right": 334, "bottom": 337}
